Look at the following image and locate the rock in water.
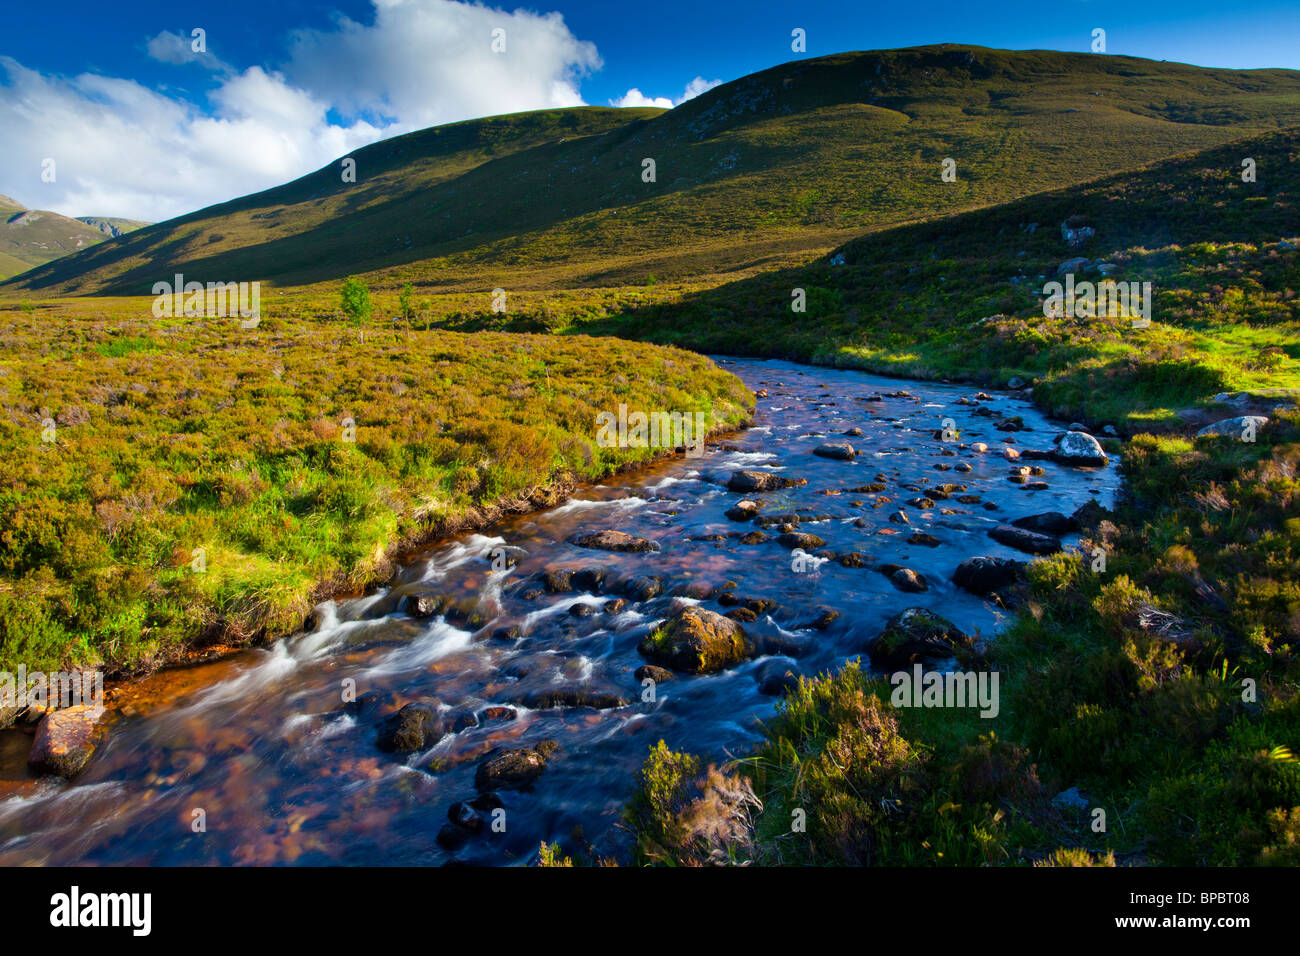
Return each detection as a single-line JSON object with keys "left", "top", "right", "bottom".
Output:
{"left": 812, "top": 441, "right": 856, "bottom": 460}
{"left": 27, "top": 705, "right": 105, "bottom": 778}
{"left": 725, "top": 500, "right": 761, "bottom": 521}
{"left": 474, "top": 741, "right": 559, "bottom": 791}
{"left": 1051, "top": 431, "right": 1108, "bottom": 467}
{"left": 869, "top": 608, "right": 971, "bottom": 669}
{"left": 727, "top": 470, "right": 806, "bottom": 492}
{"left": 953, "top": 556, "right": 1026, "bottom": 595}
{"left": 1196, "top": 416, "right": 1268, "bottom": 439}
{"left": 989, "top": 524, "right": 1062, "bottom": 555}
{"left": 779, "top": 531, "right": 826, "bottom": 550}
{"left": 570, "top": 529, "right": 659, "bottom": 552}
{"left": 638, "top": 606, "right": 751, "bottom": 674}
{"left": 376, "top": 701, "right": 446, "bottom": 753}
{"left": 890, "top": 568, "right": 929, "bottom": 592}
{"left": 1011, "top": 512, "right": 1078, "bottom": 535}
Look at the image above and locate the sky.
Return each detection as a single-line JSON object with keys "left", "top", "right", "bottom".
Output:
{"left": 2, "top": 0, "right": 1298, "bottom": 221}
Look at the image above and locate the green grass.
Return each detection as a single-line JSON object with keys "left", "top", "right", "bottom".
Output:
{"left": 0, "top": 300, "right": 751, "bottom": 675}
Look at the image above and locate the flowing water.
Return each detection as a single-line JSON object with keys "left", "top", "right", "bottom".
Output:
{"left": 0, "top": 358, "right": 1119, "bottom": 865}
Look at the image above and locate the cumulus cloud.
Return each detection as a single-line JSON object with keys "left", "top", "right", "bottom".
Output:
{"left": 610, "top": 75, "right": 722, "bottom": 110}
{"left": 0, "top": 0, "right": 601, "bottom": 221}
{"left": 282, "top": 0, "right": 601, "bottom": 128}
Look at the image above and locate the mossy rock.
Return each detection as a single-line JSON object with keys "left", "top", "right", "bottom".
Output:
{"left": 639, "top": 606, "right": 752, "bottom": 674}
{"left": 869, "top": 608, "right": 972, "bottom": 669}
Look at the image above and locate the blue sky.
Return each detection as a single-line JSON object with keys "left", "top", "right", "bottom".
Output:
{"left": 2, "top": 0, "right": 1298, "bottom": 219}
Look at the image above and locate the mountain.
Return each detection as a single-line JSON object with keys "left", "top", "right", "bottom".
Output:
{"left": 0, "top": 194, "right": 148, "bottom": 281}
{"left": 8, "top": 44, "right": 1300, "bottom": 297}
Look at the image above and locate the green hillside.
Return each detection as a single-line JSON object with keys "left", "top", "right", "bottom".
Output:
{"left": 10, "top": 45, "right": 1300, "bottom": 296}
{"left": 570, "top": 126, "right": 1300, "bottom": 429}
{"left": 0, "top": 194, "right": 148, "bottom": 281}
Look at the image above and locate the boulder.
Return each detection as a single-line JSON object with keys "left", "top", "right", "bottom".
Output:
{"left": 27, "top": 705, "right": 105, "bottom": 778}
{"left": 474, "top": 741, "right": 559, "bottom": 792}
{"left": 1056, "top": 257, "right": 1090, "bottom": 275}
{"left": 1011, "top": 512, "right": 1078, "bottom": 536}
{"left": 634, "top": 664, "right": 674, "bottom": 684}
{"left": 890, "top": 568, "right": 929, "bottom": 592}
{"left": 869, "top": 608, "right": 971, "bottom": 669}
{"left": 953, "top": 556, "right": 1025, "bottom": 595}
{"left": 756, "top": 659, "right": 801, "bottom": 696}
{"left": 539, "top": 569, "right": 575, "bottom": 593}
{"left": 812, "top": 442, "right": 856, "bottom": 460}
{"left": 376, "top": 701, "right": 446, "bottom": 753}
{"left": 1196, "top": 416, "right": 1268, "bottom": 439}
{"left": 1051, "top": 431, "right": 1108, "bottom": 467}
{"left": 725, "top": 500, "right": 761, "bottom": 521}
{"left": 623, "top": 575, "right": 663, "bottom": 602}
{"left": 571, "top": 530, "right": 659, "bottom": 552}
{"left": 989, "top": 524, "right": 1062, "bottom": 555}
{"left": 571, "top": 567, "right": 610, "bottom": 593}
{"left": 514, "top": 687, "right": 628, "bottom": 710}
{"left": 727, "top": 470, "right": 806, "bottom": 493}
{"left": 778, "top": 531, "right": 826, "bottom": 550}
{"left": 407, "top": 593, "right": 447, "bottom": 618}
{"left": 638, "top": 606, "right": 751, "bottom": 674}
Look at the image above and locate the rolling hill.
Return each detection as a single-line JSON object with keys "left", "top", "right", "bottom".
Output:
{"left": 0, "top": 194, "right": 147, "bottom": 281}
{"left": 9, "top": 44, "right": 1300, "bottom": 297}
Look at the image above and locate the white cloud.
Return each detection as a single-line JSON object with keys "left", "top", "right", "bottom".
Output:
{"left": 610, "top": 89, "right": 673, "bottom": 109}
{"left": 0, "top": 0, "right": 602, "bottom": 221}
{"left": 610, "top": 75, "right": 722, "bottom": 110}
{"left": 145, "top": 30, "right": 230, "bottom": 71}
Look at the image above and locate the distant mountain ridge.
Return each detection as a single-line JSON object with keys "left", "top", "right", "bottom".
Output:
{"left": 6, "top": 44, "right": 1300, "bottom": 295}
{"left": 0, "top": 194, "right": 148, "bottom": 281}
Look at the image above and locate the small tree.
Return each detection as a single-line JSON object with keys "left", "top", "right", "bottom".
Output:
{"left": 398, "top": 282, "right": 415, "bottom": 332}
{"left": 340, "top": 276, "right": 371, "bottom": 327}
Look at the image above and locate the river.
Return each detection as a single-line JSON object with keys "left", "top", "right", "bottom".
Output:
{"left": 0, "top": 357, "right": 1119, "bottom": 865}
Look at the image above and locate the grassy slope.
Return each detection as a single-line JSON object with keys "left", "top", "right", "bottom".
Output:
{"left": 10, "top": 46, "right": 1300, "bottom": 297}
{"left": 0, "top": 303, "right": 751, "bottom": 675}
{"left": 614, "top": 128, "right": 1300, "bottom": 867}
{"left": 576, "top": 126, "right": 1300, "bottom": 429}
